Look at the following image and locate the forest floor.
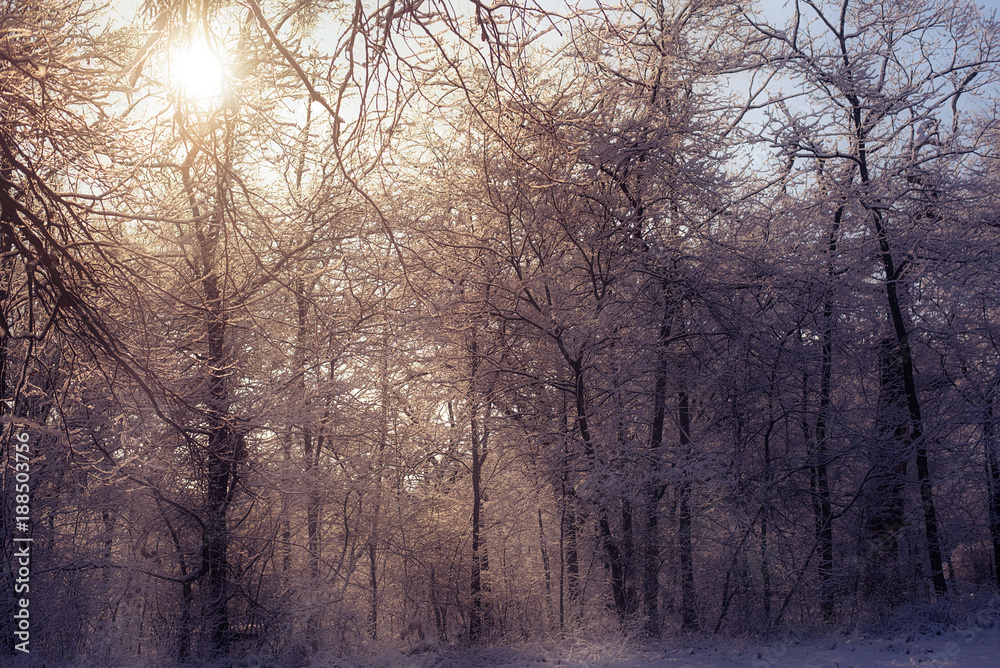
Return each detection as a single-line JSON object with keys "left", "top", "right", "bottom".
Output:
{"left": 327, "top": 631, "right": 1000, "bottom": 668}
{"left": 315, "top": 596, "right": 1000, "bottom": 668}
{"left": 51, "top": 595, "right": 1000, "bottom": 668}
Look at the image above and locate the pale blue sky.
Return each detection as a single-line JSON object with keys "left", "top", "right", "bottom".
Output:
{"left": 754, "top": 0, "right": 1000, "bottom": 19}
{"left": 977, "top": 0, "right": 1000, "bottom": 15}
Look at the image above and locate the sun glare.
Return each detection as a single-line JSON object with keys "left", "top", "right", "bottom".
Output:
{"left": 172, "top": 40, "right": 226, "bottom": 102}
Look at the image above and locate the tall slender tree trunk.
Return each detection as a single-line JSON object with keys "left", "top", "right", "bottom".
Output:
{"left": 179, "top": 576, "right": 193, "bottom": 664}
{"left": 557, "top": 352, "right": 629, "bottom": 624}
{"left": 676, "top": 392, "right": 697, "bottom": 632}
{"left": 561, "top": 502, "right": 580, "bottom": 629}
{"left": 759, "top": 419, "right": 773, "bottom": 626}
{"left": 468, "top": 330, "right": 490, "bottom": 641}
{"left": 558, "top": 407, "right": 580, "bottom": 633}
{"left": 281, "top": 436, "right": 293, "bottom": 573}
{"left": 538, "top": 509, "right": 554, "bottom": 625}
{"left": 368, "top": 540, "right": 378, "bottom": 641}
{"left": 984, "top": 386, "right": 1000, "bottom": 588}
{"left": 642, "top": 280, "right": 678, "bottom": 636}
{"left": 201, "top": 213, "right": 235, "bottom": 658}
{"left": 598, "top": 509, "right": 629, "bottom": 625}
{"left": 559, "top": 392, "right": 581, "bottom": 633}
{"left": 183, "top": 141, "right": 239, "bottom": 657}
{"left": 205, "top": 319, "right": 235, "bottom": 656}
{"left": 469, "top": 401, "right": 486, "bottom": 640}
{"left": 571, "top": 354, "right": 629, "bottom": 625}
{"left": 853, "top": 106, "right": 947, "bottom": 596}
{"left": 865, "top": 338, "right": 910, "bottom": 609}
{"left": 163, "top": 515, "right": 194, "bottom": 665}
{"left": 295, "top": 285, "right": 323, "bottom": 650}
{"left": 611, "top": 345, "right": 638, "bottom": 621}
{"left": 622, "top": 497, "right": 637, "bottom": 619}
{"left": 642, "top": 406, "right": 666, "bottom": 634}
{"left": 430, "top": 566, "right": 447, "bottom": 642}
{"left": 814, "top": 204, "right": 840, "bottom": 621}
{"left": 284, "top": 107, "right": 310, "bottom": 588}
{"left": 304, "top": 426, "right": 321, "bottom": 649}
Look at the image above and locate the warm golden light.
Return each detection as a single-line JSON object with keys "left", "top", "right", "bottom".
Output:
{"left": 172, "top": 40, "right": 226, "bottom": 102}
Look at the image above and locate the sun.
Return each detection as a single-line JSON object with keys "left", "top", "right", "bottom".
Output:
{"left": 172, "top": 40, "right": 226, "bottom": 103}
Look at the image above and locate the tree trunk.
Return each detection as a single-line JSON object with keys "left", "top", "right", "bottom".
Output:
{"left": 642, "top": 276, "right": 678, "bottom": 636}
{"left": 864, "top": 339, "right": 910, "bottom": 606}
{"left": 164, "top": 514, "right": 194, "bottom": 665}
{"left": 204, "top": 256, "right": 235, "bottom": 658}
{"left": 759, "top": 416, "right": 775, "bottom": 627}
{"left": 814, "top": 204, "right": 840, "bottom": 622}
{"left": 293, "top": 283, "right": 323, "bottom": 650}
{"left": 183, "top": 143, "right": 240, "bottom": 658}
{"left": 854, "top": 107, "right": 947, "bottom": 597}
{"left": 560, "top": 500, "right": 580, "bottom": 630}
{"left": 368, "top": 540, "right": 378, "bottom": 641}
{"left": 281, "top": 436, "right": 293, "bottom": 573}
{"left": 677, "top": 392, "right": 697, "bottom": 631}
{"left": 469, "top": 402, "right": 485, "bottom": 640}
{"left": 538, "top": 509, "right": 554, "bottom": 625}
{"left": 984, "top": 387, "right": 1000, "bottom": 589}
{"left": 566, "top": 355, "right": 630, "bottom": 625}
{"left": 206, "top": 420, "right": 236, "bottom": 655}
{"left": 468, "top": 331, "right": 490, "bottom": 641}
{"left": 304, "top": 428, "right": 321, "bottom": 648}
{"left": 430, "top": 566, "right": 447, "bottom": 643}
{"left": 598, "top": 507, "right": 630, "bottom": 626}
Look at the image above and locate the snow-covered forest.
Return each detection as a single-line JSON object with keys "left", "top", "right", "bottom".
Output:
{"left": 4, "top": 0, "right": 1000, "bottom": 664}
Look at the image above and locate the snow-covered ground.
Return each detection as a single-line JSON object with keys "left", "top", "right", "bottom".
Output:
{"left": 323, "top": 631, "right": 1000, "bottom": 668}
{"left": 49, "top": 629, "right": 1000, "bottom": 668}
{"left": 313, "top": 598, "right": 1000, "bottom": 668}
{"left": 48, "top": 596, "right": 1000, "bottom": 668}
